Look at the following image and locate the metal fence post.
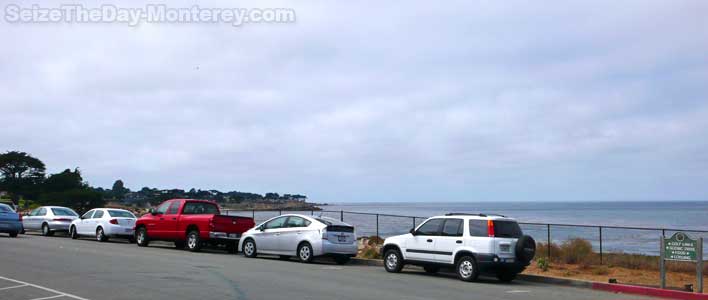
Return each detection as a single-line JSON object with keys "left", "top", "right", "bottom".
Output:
{"left": 311, "top": 210, "right": 314, "bottom": 216}
{"left": 252, "top": 209, "right": 255, "bottom": 219}
{"left": 660, "top": 235, "right": 666, "bottom": 289}
{"left": 599, "top": 226, "right": 603, "bottom": 265}
{"left": 413, "top": 217, "right": 416, "bottom": 229}
{"left": 697, "top": 237, "right": 703, "bottom": 293}
{"left": 340, "top": 210, "right": 344, "bottom": 222}
{"left": 547, "top": 224, "right": 551, "bottom": 259}
{"left": 376, "top": 214, "right": 380, "bottom": 238}
{"left": 279, "top": 209, "right": 282, "bottom": 216}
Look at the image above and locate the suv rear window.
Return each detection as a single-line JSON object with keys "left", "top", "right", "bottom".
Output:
{"left": 494, "top": 220, "right": 522, "bottom": 238}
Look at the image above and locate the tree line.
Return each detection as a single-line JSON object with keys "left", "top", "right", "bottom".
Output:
{"left": 0, "top": 151, "right": 309, "bottom": 213}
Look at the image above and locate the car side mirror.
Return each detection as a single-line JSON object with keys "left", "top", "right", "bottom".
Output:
{"left": 409, "top": 228, "right": 417, "bottom": 235}
{"left": 149, "top": 208, "right": 158, "bottom": 215}
{"left": 258, "top": 226, "right": 265, "bottom": 231}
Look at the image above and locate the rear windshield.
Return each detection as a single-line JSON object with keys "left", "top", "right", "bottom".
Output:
{"left": 494, "top": 220, "right": 523, "bottom": 238}
{"left": 182, "top": 202, "right": 219, "bottom": 215}
{"left": 52, "top": 208, "right": 78, "bottom": 216}
{"left": 314, "top": 217, "right": 349, "bottom": 227}
{"left": 108, "top": 210, "right": 136, "bottom": 218}
{"left": 0, "top": 204, "right": 13, "bottom": 213}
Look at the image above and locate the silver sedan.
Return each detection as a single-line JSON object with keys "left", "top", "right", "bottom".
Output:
{"left": 22, "top": 206, "right": 79, "bottom": 236}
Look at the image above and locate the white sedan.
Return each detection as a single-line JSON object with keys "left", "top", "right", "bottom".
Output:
{"left": 70, "top": 208, "right": 137, "bottom": 242}
{"left": 239, "top": 214, "right": 358, "bottom": 264}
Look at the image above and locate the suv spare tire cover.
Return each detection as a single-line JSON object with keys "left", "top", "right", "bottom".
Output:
{"left": 515, "top": 235, "right": 536, "bottom": 262}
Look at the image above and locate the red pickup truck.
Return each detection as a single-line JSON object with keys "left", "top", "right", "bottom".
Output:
{"left": 134, "top": 199, "right": 254, "bottom": 253}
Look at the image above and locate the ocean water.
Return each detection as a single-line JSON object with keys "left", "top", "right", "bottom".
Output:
{"left": 226, "top": 201, "right": 708, "bottom": 256}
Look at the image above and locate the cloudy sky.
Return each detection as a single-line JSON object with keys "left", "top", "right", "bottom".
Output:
{"left": 2, "top": 0, "right": 707, "bottom": 202}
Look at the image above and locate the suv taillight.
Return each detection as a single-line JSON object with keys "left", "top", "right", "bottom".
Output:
{"left": 487, "top": 220, "right": 495, "bottom": 237}
{"left": 109, "top": 219, "right": 119, "bottom": 225}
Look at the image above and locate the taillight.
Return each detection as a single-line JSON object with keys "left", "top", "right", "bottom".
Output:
{"left": 109, "top": 219, "right": 119, "bottom": 225}
{"left": 209, "top": 219, "right": 215, "bottom": 230}
{"left": 321, "top": 228, "right": 328, "bottom": 240}
{"left": 487, "top": 220, "right": 495, "bottom": 237}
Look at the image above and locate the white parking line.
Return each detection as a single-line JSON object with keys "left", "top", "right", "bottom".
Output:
{"left": 0, "top": 284, "right": 27, "bottom": 290}
{"left": 0, "top": 276, "right": 89, "bottom": 300}
{"left": 28, "top": 295, "right": 65, "bottom": 300}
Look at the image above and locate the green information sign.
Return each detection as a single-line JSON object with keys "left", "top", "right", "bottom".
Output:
{"left": 664, "top": 232, "right": 698, "bottom": 261}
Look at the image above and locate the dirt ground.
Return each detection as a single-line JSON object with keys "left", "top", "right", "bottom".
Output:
{"left": 524, "top": 261, "right": 707, "bottom": 294}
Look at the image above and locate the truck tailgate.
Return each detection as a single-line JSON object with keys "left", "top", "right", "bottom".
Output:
{"left": 211, "top": 215, "right": 255, "bottom": 234}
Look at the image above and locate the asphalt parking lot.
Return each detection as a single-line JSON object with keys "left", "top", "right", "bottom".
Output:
{"left": 0, "top": 233, "right": 656, "bottom": 300}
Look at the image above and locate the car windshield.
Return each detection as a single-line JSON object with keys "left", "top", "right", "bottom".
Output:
{"left": 494, "top": 220, "right": 523, "bottom": 238}
{"left": 51, "top": 208, "right": 78, "bottom": 216}
{"left": 0, "top": 204, "right": 13, "bottom": 213}
{"left": 108, "top": 210, "right": 136, "bottom": 218}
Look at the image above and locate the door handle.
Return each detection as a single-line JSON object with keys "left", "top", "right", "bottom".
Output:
{"left": 456, "top": 240, "right": 463, "bottom": 244}
{"left": 426, "top": 239, "right": 433, "bottom": 243}
{"left": 159, "top": 218, "right": 164, "bottom": 220}
{"left": 171, "top": 218, "right": 177, "bottom": 220}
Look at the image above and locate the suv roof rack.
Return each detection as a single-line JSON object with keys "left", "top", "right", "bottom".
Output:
{"left": 444, "top": 213, "right": 507, "bottom": 218}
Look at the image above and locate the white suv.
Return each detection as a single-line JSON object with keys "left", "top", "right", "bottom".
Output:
{"left": 381, "top": 213, "right": 536, "bottom": 282}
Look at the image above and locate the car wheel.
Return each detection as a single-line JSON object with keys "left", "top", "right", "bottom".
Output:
{"left": 334, "top": 255, "right": 350, "bottom": 265}
{"left": 497, "top": 271, "right": 517, "bottom": 283}
{"left": 242, "top": 239, "right": 257, "bottom": 258}
{"left": 456, "top": 256, "right": 479, "bottom": 282}
{"left": 186, "top": 230, "right": 202, "bottom": 252}
{"left": 174, "top": 241, "right": 186, "bottom": 249}
{"left": 384, "top": 249, "right": 404, "bottom": 273}
{"left": 9, "top": 232, "right": 18, "bottom": 237}
{"left": 297, "top": 242, "right": 314, "bottom": 263}
{"left": 136, "top": 227, "right": 149, "bottom": 247}
{"left": 41, "top": 223, "right": 53, "bottom": 236}
{"left": 96, "top": 227, "right": 108, "bottom": 242}
{"left": 424, "top": 266, "right": 440, "bottom": 274}
{"left": 70, "top": 226, "right": 78, "bottom": 239}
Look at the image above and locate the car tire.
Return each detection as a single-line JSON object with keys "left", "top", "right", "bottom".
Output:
{"left": 497, "top": 271, "right": 517, "bottom": 283}
{"left": 174, "top": 241, "right": 186, "bottom": 249}
{"left": 456, "top": 256, "right": 479, "bottom": 282}
{"left": 136, "top": 227, "right": 149, "bottom": 247}
{"left": 9, "top": 232, "right": 18, "bottom": 237}
{"left": 41, "top": 223, "right": 53, "bottom": 236}
{"left": 242, "top": 239, "right": 257, "bottom": 258}
{"left": 70, "top": 226, "right": 78, "bottom": 239}
{"left": 297, "top": 242, "right": 314, "bottom": 263}
{"left": 186, "top": 230, "right": 202, "bottom": 252}
{"left": 384, "top": 249, "right": 404, "bottom": 273}
{"left": 334, "top": 255, "right": 350, "bottom": 265}
{"left": 423, "top": 266, "right": 440, "bottom": 274}
{"left": 96, "top": 227, "right": 108, "bottom": 242}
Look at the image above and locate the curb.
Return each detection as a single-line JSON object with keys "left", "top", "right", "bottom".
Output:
{"left": 350, "top": 258, "right": 383, "bottom": 266}
{"left": 519, "top": 274, "right": 708, "bottom": 300}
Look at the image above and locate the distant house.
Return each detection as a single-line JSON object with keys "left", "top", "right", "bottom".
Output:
{"left": 0, "top": 191, "right": 8, "bottom": 197}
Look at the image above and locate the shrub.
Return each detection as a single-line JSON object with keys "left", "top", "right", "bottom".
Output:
{"left": 536, "top": 257, "right": 549, "bottom": 271}
{"left": 560, "top": 238, "right": 593, "bottom": 264}
{"left": 592, "top": 266, "right": 610, "bottom": 275}
{"left": 359, "top": 247, "right": 381, "bottom": 259}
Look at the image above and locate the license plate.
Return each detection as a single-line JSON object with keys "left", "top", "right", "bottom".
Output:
{"left": 337, "top": 236, "right": 346, "bottom": 242}
{"left": 125, "top": 228, "right": 132, "bottom": 233}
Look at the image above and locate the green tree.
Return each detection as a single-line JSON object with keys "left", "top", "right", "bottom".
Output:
{"left": 0, "top": 151, "right": 46, "bottom": 206}
{"left": 39, "top": 168, "right": 104, "bottom": 213}
{"left": 111, "top": 179, "right": 129, "bottom": 199}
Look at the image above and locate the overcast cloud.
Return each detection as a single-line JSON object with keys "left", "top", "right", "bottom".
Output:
{"left": 2, "top": 0, "right": 707, "bottom": 202}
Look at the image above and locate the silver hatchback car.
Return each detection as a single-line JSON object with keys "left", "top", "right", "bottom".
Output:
{"left": 22, "top": 206, "right": 79, "bottom": 236}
